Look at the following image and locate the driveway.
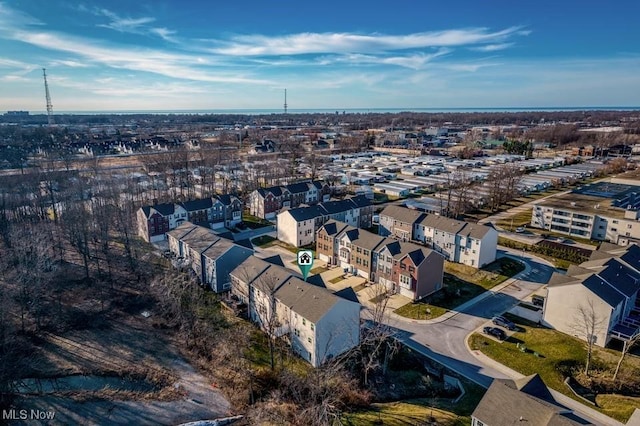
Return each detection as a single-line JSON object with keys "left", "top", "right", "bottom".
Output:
{"left": 233, "top": 225, "right": 275, "bottom": 242}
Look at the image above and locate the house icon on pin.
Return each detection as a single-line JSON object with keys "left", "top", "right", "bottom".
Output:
{"left": 298, "top": 252, "right": 312, "bottom": 265}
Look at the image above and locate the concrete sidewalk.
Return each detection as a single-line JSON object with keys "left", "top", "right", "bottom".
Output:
{"left": 478, "top": 190, "right": 571, "bottom": 225}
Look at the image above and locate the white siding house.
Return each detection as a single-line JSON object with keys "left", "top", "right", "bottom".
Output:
{"left": 230, "top": 256, "right": 361, "bottom": 367}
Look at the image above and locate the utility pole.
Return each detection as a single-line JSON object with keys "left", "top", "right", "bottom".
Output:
{"left": 43, "top": 68, "right": 54, "bottom": 126}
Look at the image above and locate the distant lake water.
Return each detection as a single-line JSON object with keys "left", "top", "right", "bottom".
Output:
{"left": 17, "top": 107, "right": 640, "bottom": 115}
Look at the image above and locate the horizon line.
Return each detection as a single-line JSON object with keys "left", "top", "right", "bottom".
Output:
{"left": 4, "top": 106, "right": 640, "bottom": 116}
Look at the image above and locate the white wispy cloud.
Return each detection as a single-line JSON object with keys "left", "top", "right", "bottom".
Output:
{"left": 209, "top": 27, "right": 526, "bottom": 56}
{"left": 6, "top": 27, "right": 271, "bottom": 84}
{"left": 51, "top": 75, "right": 209, "bottom": 97}
{"left": 0, "top": 57, "right": 33, "bottom": 68}
{"left": 471, "top": 42, "right": 514, "bottom": 52}
{"left": 95, "top": 8, "right": 155, "bottom": 33}
{"left": 316, "top": 49, "right": 452, "bottom": 70}
{"left": 150, "top": 27, "right": 177, "bottom": 43}
{"left": 0, "top": 74, "right": 31, "bottom": 82}
{"left": 445, "top": 62, "right": 500, "bottom": 72}
{"left": 0, "top": 2, "right": 42, "bottom": 26}
{"left": 49, "top": 59, "right": 90, "bottom": 68}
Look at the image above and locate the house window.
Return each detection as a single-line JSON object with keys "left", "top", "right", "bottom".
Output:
{"left": 308, "top": 337, "right": 312, "bottom": 343}
{"left": 294, "top": 329, "right": 300, "bottom": 337}
{"left": 400, "top": 263, "right": 406, "bottom": 270}
{"left": 302, "top": 318, "right": 306, "bottom": 326}
{"left": 409, "top": 266, "right": 415, "bottom": 272}
{"left": 628, "top": 224, "right": 633, "bottom": 229}
{"left": 310, "top": 323, "right": 314, "bottom": 331}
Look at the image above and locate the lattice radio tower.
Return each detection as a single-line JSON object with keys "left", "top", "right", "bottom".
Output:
{"left": 284, "top": 88, "right": 287, "bottom": 114}
{"left": 42, "top": 68, "right": 54, "bottom": 125}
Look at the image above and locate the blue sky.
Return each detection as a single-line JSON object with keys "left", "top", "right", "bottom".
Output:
{"left": 1, "top": 0, "right": 639, "bottom": 112}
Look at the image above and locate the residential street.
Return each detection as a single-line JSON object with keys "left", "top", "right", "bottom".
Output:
{"left": 373, "top": 249, "right": 620, "bottom": 425}
{"left": 379, "top": 249, "right": 553, "bottom": 387}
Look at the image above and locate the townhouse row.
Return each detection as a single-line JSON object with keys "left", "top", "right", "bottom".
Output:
{"left": 167, "top": 222, "right": 254, "bottom": 293}
{"left": 249, "top": 180, "right": 332, "bottom": 220}
{"left": 543, "top": 242, "right": 640, "bottom": 347}
{"left": 277, "top": 195, "right": 373, "bottom": 247}
{"left": 378, "top": 205, "right": 498, "bottom": 268}
{"left": 230, "top": 255, "right": 360, "bottom": 367}
{"left": 317, "top": 220, "right": 445, "bottom": 300}
{"left": 137, "top": 195, "right": 243, "bottom": 242}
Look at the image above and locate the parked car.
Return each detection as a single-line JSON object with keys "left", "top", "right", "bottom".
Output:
{"left": 492, "top": 315, "right": 516, "bottom": 331}
{"left": 515, "top": 227, "right": 526, "bottom": 233}
{"left": 483, "top": 326, "right": 506, "bottom": 340}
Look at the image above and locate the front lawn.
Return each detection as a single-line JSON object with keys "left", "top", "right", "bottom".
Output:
{"left": 242, "top": 212, "right": 272, "bottom": 229}
{"left": 395, "top": 302, "right": 448, "bottom": 320}
{"left": 342, "top": 402, "right": 466, "bottom": 426}
{"left": 445, "top": 257, "right": 524, "bottom": 289}
{"left": 395, "top": 258, "right": 524, "bottom": 320}
{"left": 251, "top": 235, "right": 276, "bottom": 247}
{"left": 495, "top": 208, "right": 533, "bottom": 230}
{"left": 468, "top": 314, "right": 640, "bottom": 423}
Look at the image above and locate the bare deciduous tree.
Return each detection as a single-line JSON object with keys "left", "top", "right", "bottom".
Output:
{"left": 613, "top": 333, "right": 640, "bottom": 381}
{"left": 572, "top": 300, "right": 606, "bottom": 376}
{"left": 353, "top": 284, "right": 401, "bottom": 386}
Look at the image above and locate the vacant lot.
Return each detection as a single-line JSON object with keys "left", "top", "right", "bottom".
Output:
{"left": 0, "top": 243, "right": 232, "bottom": 426}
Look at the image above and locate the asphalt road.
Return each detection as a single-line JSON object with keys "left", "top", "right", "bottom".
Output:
{"left": 385, "top": 249, "right": 554, "bottom": 388}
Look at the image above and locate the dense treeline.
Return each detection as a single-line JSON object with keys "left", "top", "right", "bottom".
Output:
{"left": 2, "top": 109, "right": 639, "bottom": 127}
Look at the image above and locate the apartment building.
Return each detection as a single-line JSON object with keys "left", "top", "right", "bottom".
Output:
{"left": 137, "top": 195, "right": 243, "bottom": 242}
{"left": 230, "top": 256, "right": 360, "bottom": 367}
{"left": 317, "top": 220, "right": 444, "bottom": 300}
{"left": 543, "top": 243, "right": 640, "bottom": 348}
{"left": 379, "top": 205, "right": 498, "bottom": 268}
{"left": 249, "top": 180, "right": 331, "bottom": 220}
{"left": 531, "top": 182, "right": 640, "bottom": 245}
{"left": 277, "top": 195, "right": 373, "bottom": 247}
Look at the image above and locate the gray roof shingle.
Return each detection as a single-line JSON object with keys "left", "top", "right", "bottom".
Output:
{"left": 472, "top": 375, "right": 588, "bottom": 426}
{"left": 275, "top": 277, "right": 341, "bottom": 323}
{"left": 582, "top": 274, "right": 626, "bottom": 308}
{"left": 380, "top": 204, "right": 424, "bottom": 225}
